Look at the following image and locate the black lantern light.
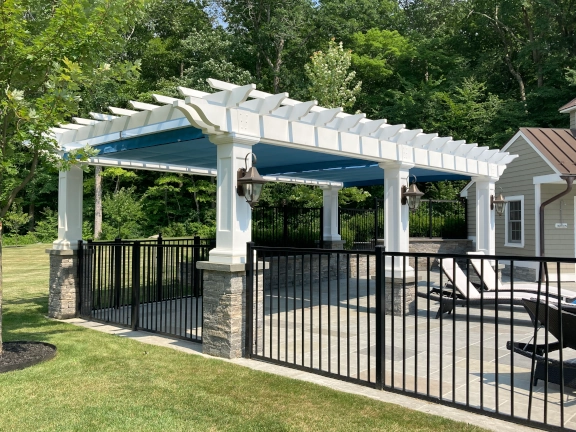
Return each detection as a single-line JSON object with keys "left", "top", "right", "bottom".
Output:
{"left": 491, "top": 193, "right": 507, "bottom": 217}
{"left": 401, "top": 176, "right": 425, "bottom": 212}
{"left": 237, "top": 152, "right": 267, "bottom": 208}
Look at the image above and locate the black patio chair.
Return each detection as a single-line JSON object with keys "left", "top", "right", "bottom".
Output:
{"left": 507, "top": 298, "right": 576, "bottom": 389}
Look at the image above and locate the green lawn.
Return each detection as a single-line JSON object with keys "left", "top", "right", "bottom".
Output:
{"left": 0, "top": 244, "right": 485, "bottom": 432}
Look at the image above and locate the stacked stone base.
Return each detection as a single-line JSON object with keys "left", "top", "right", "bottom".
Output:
{"left": 370, "top": 275, "right": 417, "bottom": 316}
{"left": 197, "top": 262, "right": 264, "bottom": 359}
{"left": 47, "top": 249, "right": 79, "bottom": 319}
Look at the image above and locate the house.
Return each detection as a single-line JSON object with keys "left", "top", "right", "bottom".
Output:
{"left": 461, "top": 98, "right": 576, "bottom": 281}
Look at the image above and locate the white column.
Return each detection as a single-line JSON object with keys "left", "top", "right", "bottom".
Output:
{"left": 208, "top": 134, "right": 259, "bottom": 264}
{"left": 475, "top": 177, "right": 497, "bottom": 255}
{"left": 381, "top": 162, "right": 413, "bottom": 254}
{"left": 52, "top": 165, "right": 84, "bottom": 250}
{"left": 321, "top": 185, "right": 342, "bottom": 241}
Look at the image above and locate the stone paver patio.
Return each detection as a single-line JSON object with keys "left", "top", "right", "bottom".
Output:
{"left": 255, "top": 272, "right": 576, "bottom": 430}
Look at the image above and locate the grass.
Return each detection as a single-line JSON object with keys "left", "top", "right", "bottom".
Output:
{"left": 0, "top": 244, "right": 486, "bottom": 432}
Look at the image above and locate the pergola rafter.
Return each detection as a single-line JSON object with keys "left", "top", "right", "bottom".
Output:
{"left": 52, "top": 78, "right": 517, "bottom": 179}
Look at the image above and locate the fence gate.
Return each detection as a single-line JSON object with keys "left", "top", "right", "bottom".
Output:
{"left": 78, "top": 237, "right": 209, "bottom": 342}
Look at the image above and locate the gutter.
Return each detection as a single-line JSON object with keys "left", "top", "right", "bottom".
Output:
{"left": 539, "top": 175, "right": 576, "bottom": 257}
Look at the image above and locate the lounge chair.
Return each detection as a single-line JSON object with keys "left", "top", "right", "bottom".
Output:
{"left": 419, "top": 258, "right": 563, "bottom": 319}
{"left": 468, "top": 252, "right": 576, "bottom": 301}
{"left": 507, "top": 299, "right": 576, "bottom": 389}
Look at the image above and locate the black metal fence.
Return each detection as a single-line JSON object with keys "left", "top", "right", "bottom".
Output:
{"left": 245, "top": 243, "right": 576, "bottom": 430}
{"left": 410, "top": 199, "right": 467, "bottom": 239}
{"left": 339, "top": 203, "right": 382, "bottom": 250}
{"left": 338, "top": 199, "right": 467, "bottom": 250}
{"left": 78, "top": 236, "right": 210, "bottom": 342}
{"left": 252, "top": 205, "right": 323, "bottom": 248}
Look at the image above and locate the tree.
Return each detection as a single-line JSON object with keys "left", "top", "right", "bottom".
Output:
{"left": 0, "top": 0, "right": 144, "bottom": 354}
{"left": 314, "top": 0, "right": 400, "bottom": 44}
{"left": 212, "top": 0, "right": 316, "bottom": 93}
{"left": 102, "top": 187, "right": 144, "bottom": 239}
{"left": 304, "top": 39, "right": 362, "bottom": 109}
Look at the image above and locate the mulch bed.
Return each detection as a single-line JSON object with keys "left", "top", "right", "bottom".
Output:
{"left": 0, "top": 342, "right": 57, "bottom": 373}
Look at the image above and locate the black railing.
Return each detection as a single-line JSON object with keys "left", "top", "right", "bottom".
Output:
{"left": 338, "top": 199, "right": 467, "bottom": 250}
{"left": 410, "top": 199, "right": 467, "bottom": 239}
{"left": 339, "top": 205, "right": 382, "bottom": 250}
{"left": 245, "top": 244, "right": 576, "bottom": 430}
{"left": 78, "top": 236, "right": 209, "bottom": 341}
{"left": 252, "top": 205, "right": 323, "bottom": 248}
{"left": 90, "top": 235, "right": 215, "bottom": 247}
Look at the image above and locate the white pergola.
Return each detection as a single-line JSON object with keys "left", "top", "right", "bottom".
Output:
{"left": 51, "top": 78, "right": 517, "bottom": 269}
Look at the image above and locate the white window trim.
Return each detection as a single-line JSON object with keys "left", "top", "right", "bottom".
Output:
{"left": 504, "top": 195, "right": 524, "bottom": 248}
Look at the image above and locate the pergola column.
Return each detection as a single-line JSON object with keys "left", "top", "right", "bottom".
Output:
{"left": 208, "top": 134, "right": 259, "bottom": 264}
{"left": 53, "top": 165, "right": 84, "bottom": 250}
{"left": 475, "top": 177, "right": 497, "bottom": 255}
{"left": 48, "top": 165, "right": 84, "bottom": 319}
{"left": 380, "top": 162, "right": 413, "bottom": 256}
{"left": 320, "top": 185, "right": 344, "bottom": 249}
{"left": 199, "top": 133, "right": 260, "bottom": 359}
{"left": 378, "top": 161, "right": 416, "bottom": 314}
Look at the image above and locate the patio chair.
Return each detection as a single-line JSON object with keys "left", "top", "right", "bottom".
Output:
{"left": 420, "top": 258, "right": 562, "bottom": 319}
{"left": 468, "top": 252, "right": 576, "bottom": 302}
{"left": 507, "top": 299, "right": 576, "bottom": 389}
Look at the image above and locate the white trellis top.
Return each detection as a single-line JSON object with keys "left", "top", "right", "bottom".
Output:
{"left": 52, "top": 78, "right": 517, "bottom": 180}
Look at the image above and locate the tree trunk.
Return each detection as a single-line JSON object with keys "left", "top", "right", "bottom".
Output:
{"left": 0, "top": 221, "right": 3, "bottom": 355}
{"left": 28, "top": 201, "right": 35, "bottom": 232}
{"left": 504, "top": 53, "right": 527, "bottom": 102}
{"left": 94, "top": 166, "right": 102, "bottom": 240}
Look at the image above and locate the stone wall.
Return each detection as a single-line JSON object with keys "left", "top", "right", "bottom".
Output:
{"left": 263, "top": 254, "right": 350, "bottom": 289}
{"left": 501, "top": 265, "right": 537, "bottom": 282}
{"left": 409, "top": 239, "right": 474, "bottom": 270}
{"left": 48, "top": 249, "right": 79, "bottom": 319}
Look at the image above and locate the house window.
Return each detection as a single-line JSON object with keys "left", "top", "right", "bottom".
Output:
{"left": 504, "top": 195, "right": 524, "bottom": 248}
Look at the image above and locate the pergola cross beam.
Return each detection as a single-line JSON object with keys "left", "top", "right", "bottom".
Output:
{"left": 52, "top": 78, "right": 516, "bottom": 180}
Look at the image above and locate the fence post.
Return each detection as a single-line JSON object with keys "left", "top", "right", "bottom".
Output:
{"left": 244, "top": 241, "right": 255, "bottom": 358}
{"left": 131, "top": 241, "right": 140, "bottom": 331}
{"left": 320, "top": 207, "right": 324, "bottom": 248}
{"left": 77, "top": 240, "right": 83, "bottom": 318}
{"left": 193, "top": 236, "right": 201, "bottom": 297}
{"left": 283, "top": 204, "right": 288, "bottom": 247}
{"left": 375, "top": 245, "right": 384, "bottom": 390}
{"left": 114, "top": 237, "right": 122, "bottom": 309}
{"left": 428, "top": 200, "right": 433, "bottom": 238}
{"left": 374, "top": 198, "right": 379, "bottom": 245}
{"left": 156, "top": 233, "right": 163, "bottom": 302}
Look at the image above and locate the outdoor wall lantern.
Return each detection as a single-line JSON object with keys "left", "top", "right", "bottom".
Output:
{"left": 491, "top": 193, "right": 507, "bottom": 216}
{"left": 237, "top": 152, "right": 268, "bottom": 208}
{"left": 401, "top": 176, "right": 425, "bottom": 213}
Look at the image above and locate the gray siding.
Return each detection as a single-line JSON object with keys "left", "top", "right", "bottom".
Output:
{"left": 495, "top": 136, "right": 555, "bottom": 257}
{"left": 541, "top": 184, "right": 576, "bottom": 271}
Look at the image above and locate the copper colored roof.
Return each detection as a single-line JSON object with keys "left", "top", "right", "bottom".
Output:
{"left": 559, "top": 97, "right": 576, "bottom": 112}
{"left": 520, "top": 127, "right": 576, "bottom": 175}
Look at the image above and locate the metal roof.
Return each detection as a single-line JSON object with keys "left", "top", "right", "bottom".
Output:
{"left": 520, "top": 127, "right": 576, "bottom": 175}
{"left": 559, "top": 97, "right": 576, "bottom": 113}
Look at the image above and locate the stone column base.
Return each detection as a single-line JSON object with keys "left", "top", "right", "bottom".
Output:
{"left": 322, "top": 240, "right": 345, "bottom": 250}
{"left": 197, "top": 262, "right": 246, "bottom": 359}
{"left": 373, "top": 274, "right": 418, "bottom": 316}
{"left": 47, "top": 249, "right": 79, "bottom": 319}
